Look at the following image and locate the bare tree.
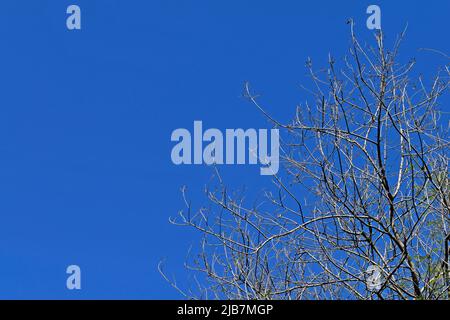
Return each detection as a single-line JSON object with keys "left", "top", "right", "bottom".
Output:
{"left": 163, "top": 26, "right": 450, "bottom": 300}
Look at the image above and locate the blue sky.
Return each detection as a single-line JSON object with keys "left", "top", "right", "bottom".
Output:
{"left": 0, "top": 0, "right": 448, "bottom": 299}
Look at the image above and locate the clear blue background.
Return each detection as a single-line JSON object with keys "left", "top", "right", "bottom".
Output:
{"left": 0, "top": 0, "right": 448, "bottom": 299}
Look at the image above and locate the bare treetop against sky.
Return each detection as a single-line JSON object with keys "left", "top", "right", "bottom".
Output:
{"left": 0, "top": 1, "right": 448, "bottom": 299}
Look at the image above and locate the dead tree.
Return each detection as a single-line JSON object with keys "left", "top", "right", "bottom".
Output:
{"left": 165, "top": 26, "right": 450, "bottom": 300}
